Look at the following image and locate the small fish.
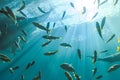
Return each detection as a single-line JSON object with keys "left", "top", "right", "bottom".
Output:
{"left": 64, "top": 25, "right": 67, "bottom": 32}
{"left": 64, "top": 71, "right": 73, "bottom": 80}
{"left": 99, "top": 50, "right": 108, "bottom": 53}
{"left": 73, "top": 72, "right": 81, "bottom": 80}
{"left": 70, "top": 2, "right": 75, "bottom": 8}
{"left": 38, "top": 6, "right": 46, "bottom": 13}
{"left": 42, "top": 35, "right": 61, "bottom": 40}
{"left": 19, "top": 35, "right": 26, "bottom": 42}
{"left": 25, "top": 61, "right": 35, "bottom": 70}
{"left": 22, "top": 30, "right": 27, "bottom": 36}
{"left": 21, "top": 75, "right": 24, "bottom": 80}
{"left": 92, "top": 12, "right": 98, "bottom": 20}
{"left": 5, "top": 6, "right": 16, "bottom": 23}
{"left": 106, "top": 34, "right": 115, "bottom": 43}
{"left": 60, "top": 63, "right": 75, "bottom": 72}
{"left": 82, "top": 6, "right": 86, "bottom": 14}
{"left": 96, "top": 22, "right": 103, "bottom": 40}
{"left": 118, "top": 38, "right": 120, "bottom": 43}
{"left": 95, "top": 75, "right": 103, "bottom": 80}
{"left": 92, "top": 50, "right": 97, "bottom": 64}
{"left": 113, "top": 0, "right": 119, "bottom": 6}
{"left": 14, "top": 40, "right": 21, "bottom": 50}
{"left": 97, "top": 0, "right": 101, "bottom": 8}
{"left": 32, "top": 71, "right": 41, "bottom": 80}
{"left": 42, "top": 40, "right": 52, "bottom": 47}
{"left": 0, "top": 54, "right": 12, "bottom": 62}
{"left": 60, "top": 43, "right": 72, "bottom": 48}
{"left": 108, "top": 64, "right": 120, "bottom": 72}
{"left": 53, "top": 22, "right": 56, "bottom": 29}
{"left": 9, "top": 66, "right": 19, "bottom": 73}
{"left": 92, "top": 67, "right": 97, "bottom": 76}
{"left": 19, "top": 11, "right": 27, "bottom": 17}
{"left": 44, "top": 50, "right": 59, "bottom": 56}
{"left": 62, "top": 11, "right": 66, "bottom": 19}
{"left": 101, "top": 16, "right": 106, "bottom": 30}
{"left": 77, "top": 49, "right": 82, "bottom": 60}
{"left": 99, "top": 0, "right": 108, "bottom": 6}
{"left": 17, "top": 1, "right": 25, "bottom": 11}
{"left": 117, "top": 46, "right": 120, "bottom": 52}
{"left": 32, "top": 22, "right": 50, "bottom": 33}
{"left": 46, "top": 22, "right": 50, "bottom": 34}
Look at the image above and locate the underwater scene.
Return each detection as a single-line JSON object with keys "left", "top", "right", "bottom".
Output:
{"left": 0, "top": 0, "right": 120, "bottom": 80}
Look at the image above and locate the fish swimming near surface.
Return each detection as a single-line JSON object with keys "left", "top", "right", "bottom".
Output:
{"left": 19, "top": 10, "right": 27, "bottom": 17}
{"left": 92, "top": 67, "right": 97, "bottom": 76}
{"left": 17, "top": 1, "right": 26, "bottom": 11}
{"left": 42, "top": 40, "right": 52, "bottom": 47}
{"left": 96, "top": 22, "right": 103, "bottom": 40}
{"left": 25, "top": 61, "right": 35, "bottom": 70}
{"left": 21, "top": 75, "right": 24, "bottom": 80}
{"left": 92, "top": 50, "right": 97, "bottom": 64}
{"left": 32, "top": 71, "right": 41, "bottom": 80}
{"left": 113, "top": 0, "right": 119, "bottom": 6}
{"left": 99, "top": 50, "right": 108, "bottom": 54}
{"left": 98, "top": 0, "right": 108, "bottom": 6}
{"left": 106, "top": 34, "right": 116, "bottom": 43}
{"left": 52, "top": 22, "right": 56, "bottom": 29}
{"left": 44, "top": 50, "right": 59, "bottom": 56}
{"left": 73, "top": 72, "right": 81, "bottom": 80}
{"left": 62, "top": 11, "right": 66, "bottom": 20}
{"left": 9, "top": 66, "right": 19, "bottom": 73}
{"left": 101, "top": 16, "right": 106, "bottom": 30}
{"left": 38, "top": 6, "right": 46, "bottom": 13}
{"left": 42, "top": 35, "right": 61, "bottom": 40}
{"left": 0, "top": 8, "right": 52, "bottom": 51}
{"left": 64, "top": 25, "right": 67, "bottom": 32}
{"left": 82, "top": 6, "right": 86, "bottom": 15}
{"left": 0, "top": 53, "right": 12, "bottom": 62}
{"left": 70, "top": 2, "right": 75, "bottom": 8}
{"left": 77, "top": 49, "right": 82, "bottom": 60}
{"left": 64, "top": 71, "right": 73, "bottom": 80}
{"left": 60, "top": 63, "right": 75, "bottom": 72}
{"left": 95, "top": 75, "right": 103, "bottom": 80}
{"left": 108, "top": 64, "right": 120, "bottom": 72}
{"left": 91, "top": 12, "right": 98, "bottom": 20}
{"left": 60, "top": 43, "right": 72, "bottom": 48}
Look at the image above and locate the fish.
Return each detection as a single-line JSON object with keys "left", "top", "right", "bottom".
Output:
{"left": 53, "top": 22, "right": 56, "bottom": 29}
{"left": 118, "top": 38, "right": 120, "bottom": 43}
{"left": 95, "top": 75, "right": 103, "bottom": 80}
{"left": 9, "top": 66, "right": 19, "bottom": 73}
{"left": 64, "top": 25, "right": 67, "bottom": 32}
{"left": 5, "top": 6, "right": 17, "bottom": 23}
{"left": 44, "top": 50, "right": 59, "bottom": 56}
{"left": 92, "top": 50, "right": 97, "bottom": 64}
{"left": 92, "top": 67, "right": 97, "bottom": 76}
{"left": 64, "top": 71, "right": 73, "bottom": 80}
{"left": 106, "top": 34, "right": 115, "bottom": 43}
{"left": 32, "top": 71, "right": 41, "bottom": 80}
{"left": 25, "top": 61, "right": 35, "bottom": 70}
{"left": 0, "top": 54, "right": 12, "bottom": 62}
{"left": 0, "top": 8, "right": 52, "bottom": 51}
{"left": 32, "top": 22, "right": 50, "bottom": 33}
{"left": 19, "top": 35, "right": 26, "bottom": 42}
{"left": 73, "top": 72, "right": 81, "bottom": 80}
{"left": 38, "top": 6, "right": 46, "bottom": 13}
{"left": 14, "top": 40, "right": 21, "bottom": 50}
{"left": 42, "top": 40, "right": 52, "bottom": 47}
{"left": 108, "top": 64, "right": 120, "bottom": 72}
{"left": 21, "top": 75, "right": 24, "bottom": 80}
{"left": 99, "top": 50, "right": 108, "bottom": 53}
{"left": 62, "top": 11, "right": 66, "bottom": 19}
{"left": 17, "top": 1, "right": 25, "bottom": 11}
{"left": 82, "top": 6, "right": 86, "bottom": 14}
{"left": 117, "top": 46, "right": 120, "bottom": 52}
{"left": 113, "top": 0, "right": 119, "bottom": 6}
{"left": 42, "top": 35, "right": 61, "bottom": 40}
{"left": 22, "top": 30, "right": 27, "bottom": 36}
{"left": 91, "top": 12, "right": 98, "bottom": 20}
{"left": 96, "top": 22, "right": 103, "bottom": 40}
{"left": 77, "top": 49, "right": 82, "bottom": 60}
{"left": 46, "top": 22, "right": 50, "bottom": 34}
{"left": 70, "top": 2, "right": 75, "bottom": 8}
{"left": 101, "top": 16, "right": 106, "bottom": 30}
{"left": 19, "top": 10, "right": 27, "bottom": 17}
{"left": 60, "top": 63, "right": 75, "bottom": 72}
{"left": 60, "top": 43, "right": 72, "bottom": 48}
{"left": 99, "top": 0, "right": 108, "bottom": 6}
{"left": 97, "top": 0, "right": 101, "bottom": 8}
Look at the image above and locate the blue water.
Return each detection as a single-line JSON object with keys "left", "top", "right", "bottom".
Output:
{"left": 0, "top": 0, "right": 120, "bottom": 80}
